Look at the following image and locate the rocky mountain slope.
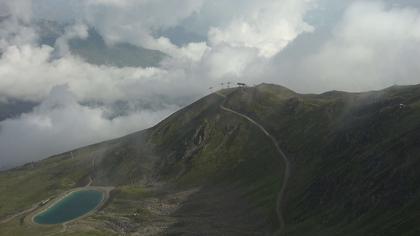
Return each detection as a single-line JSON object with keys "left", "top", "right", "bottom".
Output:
{"left": 1, "top": 83, "right": 420, "bottom": 236}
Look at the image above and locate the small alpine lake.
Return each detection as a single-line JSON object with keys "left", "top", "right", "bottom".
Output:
{"left": 34, "top": 189, "right": 104, "bottom": 224}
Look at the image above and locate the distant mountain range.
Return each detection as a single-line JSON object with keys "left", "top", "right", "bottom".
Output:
{"left": 37, "top": 20, "right": 166, "bottom": 68}
{"left": 0, "top": 100, "right": 36, "bottom": 122}
{"left": 1, "top": 83, "right": 420, "bottom": 235}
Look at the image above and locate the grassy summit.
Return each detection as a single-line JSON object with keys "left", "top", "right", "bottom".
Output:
{"left": 1, "top": 84, "right": 420, "bottom": 235}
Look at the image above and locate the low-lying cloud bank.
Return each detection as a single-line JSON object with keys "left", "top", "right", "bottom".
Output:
{"left": 0, "top": 85, "right": 176, "bottom": 169}
{"left": 1, "top": 0, "right": 420, "bottom": 168}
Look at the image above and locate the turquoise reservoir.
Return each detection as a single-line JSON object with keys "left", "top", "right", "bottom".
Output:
{"left": 34, "top": 190, "right": 104, "bottom": 224}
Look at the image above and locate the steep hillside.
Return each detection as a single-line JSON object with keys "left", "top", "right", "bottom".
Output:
{"left": 225, "top": 84, "right": 420, "bottom": 236}
{"left": 1, "top": 84, "right": 420, "bottom": 236}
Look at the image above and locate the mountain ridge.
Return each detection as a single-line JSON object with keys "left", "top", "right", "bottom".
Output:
{"left": 1, "top": 83, "right": 420, "bottom": 235}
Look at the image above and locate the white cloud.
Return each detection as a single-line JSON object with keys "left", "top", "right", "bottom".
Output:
{"left": 298, "top": 1, "right": 420, "bottom": 92}
{"left": 55, "top": 23, "right": 89, "bottom": 57}
{"left": 0, "top": 0, "right": 317, "bottom": 103}
{"left": 82, "top": 0, "right": 206, "bottom": 57}
{"left": 0, "top": 0, "right": 37, "bottom": 52}
{"left": 0, "top": 0, "right": 32, "bottom": 22}
{"left": 265, "top": 1, "right": 420, "bottom": 93}
{"left": 0, "top": 44, "right": 206, "bottom": 103}
{"left": 0, "top": 85, "right": 176, "bottom": 168}
{"left": 191, "top": 0, "right": 316, "bottom": 82}
{"left": 3, "top": 0, "right": 420, "bottom": 168}
{"left": 0, "top": 0, "right": 327, "bottom": 167}
{"left": 200, "top": 45, "right": 259, "bottom": 80}
{"left": 0, "top": 40, "right": 200, "bottom": 168}
{"left": 31, "top": 0, "right": 316, "bottom": 60}
{"left": 208, "top": 0, "right": 315, "bottom": 58}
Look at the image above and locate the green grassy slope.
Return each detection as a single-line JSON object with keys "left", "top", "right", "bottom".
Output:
{"left": 1, "top": 83, "right": 420, "bottom": 235}
{"left": 150, "top": 93, "right": 284, "bottom": 234}
{"left": 224, "top": 84, "right": 420, "bottom": 236}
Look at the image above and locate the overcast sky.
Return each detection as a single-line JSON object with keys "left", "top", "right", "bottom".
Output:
{"left": 1, "top": 0, "right": 420, "bottom": 168}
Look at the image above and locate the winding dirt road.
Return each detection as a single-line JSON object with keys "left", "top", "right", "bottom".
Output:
{"left": 216, "top": 91, "right": 291, "bottom": 235}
